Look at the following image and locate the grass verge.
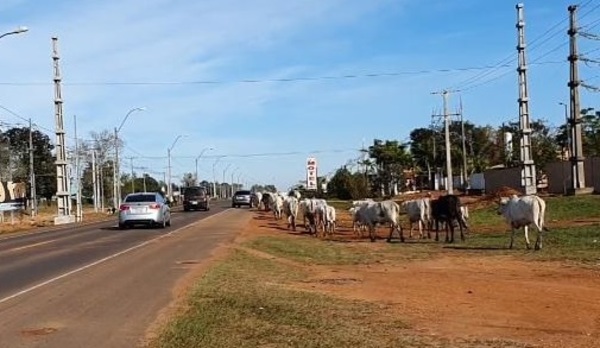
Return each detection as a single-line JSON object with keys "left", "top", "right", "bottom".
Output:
{"left": 152, "top": 249, "right": 530, "bottom": 348}
{"left": 246, "top": 234, "right": 435, "bottom": 265}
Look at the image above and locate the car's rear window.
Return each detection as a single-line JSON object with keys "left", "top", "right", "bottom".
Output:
{"left": 124, "top": 194, "right": 156, "bottom": 203}
{"left": 184, "top": 187, "right": 206, "bottom": 197}
{"left": 235, "top": 190, "right": 251, "bottom": 195}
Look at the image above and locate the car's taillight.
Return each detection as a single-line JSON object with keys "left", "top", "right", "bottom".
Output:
{"left": 149, "top": 203, "right": 160, "bottom": 209}
{"left": 119, "top": 205, "right": 130, "bottom": 211}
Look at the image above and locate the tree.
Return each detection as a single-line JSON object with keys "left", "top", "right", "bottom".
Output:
{"left": 503, "top": 120, "right": 559, "bottom": 170}
{"left": 181, "top": 172, "right": 197, "bottom": 187}
{"left": 368, "top": 139, "right": 412, "bottom": 196}
{"left": 327, "top": 166, "right": 369, "bottom": 200}
{"left": 1, "top": 127, "right": 56, "bottom": 199}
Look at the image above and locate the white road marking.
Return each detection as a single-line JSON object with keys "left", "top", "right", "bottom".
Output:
{"left": 7, "top": 240, "right": 57, "bottom": 252}
{"left": 0, "top": 209, "right": 232, "bottom": 305}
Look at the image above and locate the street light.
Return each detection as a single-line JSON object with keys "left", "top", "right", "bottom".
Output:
{"left": 230, "top": 167, "right": 239, "bottom": 197}
{"left": 113, "top": 106, "right": 146, "bottom": 208}
{"left": 0, "top": 26, "right": 28, "bottom": 40}
{"left": 195, "top": 147, "right": 214, "bottom": 184}
{"left": 212, "top": 156, "right": 225, "bottom": 198}
{"left": 222, "top": 163, "right": 232, "bottom": 199}
{"left": 167, "top": 134, "right": 186, "bottom": 199}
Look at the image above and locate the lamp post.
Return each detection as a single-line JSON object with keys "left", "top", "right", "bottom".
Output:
{"left": 230, "top": 167, "right": 239, "bottom": 197}
{"left": 167, "top": 134, "right": 185, "bottom": 199}
{"left": 222, "top": 163, "right": 232, "bottom": 199}
{"left": 113, "top": 106, "right": 146, "bottom": 208}
{"left": 195, "top": 147, "right": 214, "bottom": 184}
{"left": 0, "top": 26, "right": 28, "bottom": 40}
{"left": 212, "top": 156, "right": 224, "bottom": 198}
{"left": 237, "top": 173, "right": 242, "bottom": 190}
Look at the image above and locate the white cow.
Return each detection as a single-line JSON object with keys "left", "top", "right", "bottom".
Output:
{"left": 283, "top": 196, "right": 299, "bottom": 231}
{"left": 348, "top": 206, "right": 367, "bottom": 236}
{"left": 300, "top": 198, "right": 326, "bottom": 236}
{"left": 272, "top": 194, "right": 284, "bottom": 220}
{"left": 354, "top": 200, "right": 403, "bottom": 242}
{"left": 325, "top": 205, "right": 336, "bottom": 234}
{"left": 288, "top": 189, "right": 301, "bottom": 199}
{"left": 252, "top": 191, "right": 263, "bottom": 209}
{"left": 497, "top": 194, "right": 548, "bottom": 250}
{"left": 402, "top": 198, "right": 431, "bottom": 239}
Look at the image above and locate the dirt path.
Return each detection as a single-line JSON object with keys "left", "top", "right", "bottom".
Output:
{"left": 245, "top": 210, "right": 600, "bottom": 348}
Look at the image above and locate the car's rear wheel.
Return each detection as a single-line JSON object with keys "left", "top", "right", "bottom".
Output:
{"left": 118, "top": 223, "right": 127, "bottom": 230}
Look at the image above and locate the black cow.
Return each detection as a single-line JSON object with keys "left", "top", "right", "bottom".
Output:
{"left": 429, "top": 194, "right": 466, "bottom": 243}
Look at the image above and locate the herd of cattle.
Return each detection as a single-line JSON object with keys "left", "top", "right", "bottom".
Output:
{"left": 250, "top": 190, "right": 549, "bottom": 250}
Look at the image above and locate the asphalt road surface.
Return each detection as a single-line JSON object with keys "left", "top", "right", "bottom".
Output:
{"left": 0, "top": 202, "right": 251, "bottom": 348}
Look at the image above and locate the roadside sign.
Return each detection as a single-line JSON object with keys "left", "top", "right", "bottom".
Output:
{"left": 306, "top": 157, "right": 318, "bottom": 190}
{"left": 0, "top": 181, "right": 26, "bottom": 212}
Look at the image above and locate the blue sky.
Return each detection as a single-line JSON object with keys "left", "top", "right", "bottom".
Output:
{"left": 1, "top": 0, "right": 599, "bottom": 191}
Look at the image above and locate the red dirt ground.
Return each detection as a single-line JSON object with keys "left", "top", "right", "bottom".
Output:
{"left": 246, "top": 208, "right": 600, "bottom": 348}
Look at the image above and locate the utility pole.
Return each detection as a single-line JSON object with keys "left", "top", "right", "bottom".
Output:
{"left": 567, "top": 5, "right": 593, "bottom": 195}
{"left": 52, "top": 37, "right": 73, "bottom": 225}
{"left": 92, "top": 150, "right": 98, "bottom": 212}
{"left": 430, "top": 113, "right": 438, "bottom": 190}
{"left": 28, "top": 118, "right": 37, "bottom": 217}
{"left": 143, "top": 171, "right": 147, "bottom": 192}
{"left": 74, "top": 115, "right": 82, "bottom": 222}
{"left": 459, "top": 98, "right": 469, "bottom": 190}
{"left": 167, "top": 147, "right": 172, "bottom": 198}
{"left": 113, "top": 127, "right": 119, "bottom": 209}
{"left": 431, "top": 90, "right": 459, "bottom": 194}
{"left": 516, "top": 3, "right": 537, "bottom": 195}
{"left": 130, "top": 157, "right": 135, "bottom": 193}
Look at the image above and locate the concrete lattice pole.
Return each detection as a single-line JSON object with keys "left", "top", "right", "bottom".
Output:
{"left": 52, "top": 37, "right": 73, "bottom": 224}
{"left": 516, "top": 3, "right": 537, "bottom": 195}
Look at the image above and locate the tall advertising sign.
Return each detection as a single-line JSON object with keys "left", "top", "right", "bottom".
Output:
{"left": 0, "top": 181, "right": 27, "bottom": 212}
{"left": 306, "top": 157, "right": 318, "bottom": 190}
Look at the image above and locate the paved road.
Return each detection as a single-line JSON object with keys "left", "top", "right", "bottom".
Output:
{"left": 0, "top": 203, "right": 251, "bottom": 348}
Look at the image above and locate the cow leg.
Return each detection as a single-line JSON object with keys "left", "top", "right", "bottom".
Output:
{"left": 444, "top": 220, "right": 450, "bottom": 243}
{"left": 292, "top": 215, "right": 296, "bottom": 231}
{"left": 369, "top": 225, "right": 376, "bottom": 242}
{"left": 459, "top": 219, "right": 465, "bottom": 242}
{"left": 386, "top": 224, "right": 397, "bottom": 242}
{"left": 509, "top": 227, "right": 516, "bottom": 249}
{"left": 426, "top": 219, "right": 432, "bottom": 239}
{"left": 418, "top": 220, "right": 423, "bottom": 239}
{"left": 397, "top": 224, "right": 404, "bottom": 243}
{"left": 435, "top": 220, "right": 440, "bottom": 242}
{"left": 524, "top": 226, "right": 531, "bottom": 249}
{"left": 534, "top": 228, "right": 543, "bottom": 250}
{"left": 408, "top": 222, "right": 413, "bottom": 239}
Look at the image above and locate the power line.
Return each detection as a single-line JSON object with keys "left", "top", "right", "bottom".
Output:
{"left": 0, "top": 61, "right": 567, "bottom": 87}
{"left": 121, "top": 148, "right": 359, "bottom": 160}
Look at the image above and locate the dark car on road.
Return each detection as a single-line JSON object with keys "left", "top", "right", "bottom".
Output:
{"left": 232, "top": 190, "right": 252, "bottom": 208}
{"left": 183, "top": 186, "right": 210, "bottom": 211}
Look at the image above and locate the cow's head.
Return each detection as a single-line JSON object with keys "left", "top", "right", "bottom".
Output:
{"left": 497, "top": 197, "right": 510, "bottom": 215}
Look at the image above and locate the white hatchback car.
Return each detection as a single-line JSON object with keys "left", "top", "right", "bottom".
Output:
{"left": 118, "top": 192, "right": 171, "bottom": 229}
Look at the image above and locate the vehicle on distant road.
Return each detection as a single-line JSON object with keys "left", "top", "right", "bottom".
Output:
{"left": 183, "top": 186, "right": 210, "bottom": 211}
{"left": 118, "top": 192, "right": 171, "bottom": 229}
{"left": 232, "top": 190, "right": 252, "bottom": 208}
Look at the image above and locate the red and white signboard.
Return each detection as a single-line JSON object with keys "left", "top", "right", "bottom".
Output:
{"left": 306, "top": 157, "right": 318, "bottom": 190}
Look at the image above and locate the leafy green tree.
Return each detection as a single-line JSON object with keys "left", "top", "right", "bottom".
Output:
{"left": 368, "top": 139, "right": 412, "bottom": 196}
{"left": 327, "top": 166, "right": 369, "bottom": 200}
{"left": 181, "top": 172, "right": 197, "bottom": 187}
{"left": 1, "top": 127, "right": 56, "bottom": 199}
{"left": 503, "top": 120, "right": 559, "bottom": 170}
